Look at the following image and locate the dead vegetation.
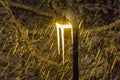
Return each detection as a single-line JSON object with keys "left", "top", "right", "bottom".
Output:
{"left": 0, "top": 0, "right": 120, "bottom": 80}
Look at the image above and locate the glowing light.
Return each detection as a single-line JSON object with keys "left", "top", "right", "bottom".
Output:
{"left": 56, "top": 22, "right": 73, "bottom": 64}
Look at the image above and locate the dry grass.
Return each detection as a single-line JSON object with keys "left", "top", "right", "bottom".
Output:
{"left": 0, "top": 0, "right": 120, "bottom": 80}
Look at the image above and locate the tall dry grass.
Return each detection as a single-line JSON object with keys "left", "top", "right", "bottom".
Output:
{"left": 0, "top": 0, "right": 120, "bottom": 80}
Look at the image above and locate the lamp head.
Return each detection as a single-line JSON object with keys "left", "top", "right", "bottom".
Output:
{"left": 56, "top": 22, "right": 72, "bottom": 28}
{"left": 56, "top": 16, "right": 72, "bottom": 28}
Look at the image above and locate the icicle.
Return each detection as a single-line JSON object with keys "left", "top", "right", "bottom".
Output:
{"left": 56, "top": 23, "right": 73, "bottom": 64}
{"left": 57, "top": 26, "right": 60, "bottom": 55}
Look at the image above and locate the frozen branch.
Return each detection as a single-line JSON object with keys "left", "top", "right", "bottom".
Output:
{"left": 91, "top": 19, "right": 120, "bottom": 32}
{"left": 8, "top": 2, "right": 55, "bottom": 17}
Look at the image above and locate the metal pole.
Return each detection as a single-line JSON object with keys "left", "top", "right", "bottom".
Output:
{"left": 73, "top": 25, "right": 79, "bottom": 80}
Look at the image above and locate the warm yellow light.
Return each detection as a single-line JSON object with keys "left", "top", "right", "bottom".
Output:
{"left": 56, "top": 22, "right": 73, "bottom": 64}
{"left": 56, "top": 23, "right": 72, "bottom": 28}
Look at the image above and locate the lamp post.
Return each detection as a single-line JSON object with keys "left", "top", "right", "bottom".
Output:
{"left": 56, "top": 9, "right": 80, "bottom": 80}
{"left": 56, "top": 21, "right": 79, "bottom": 80}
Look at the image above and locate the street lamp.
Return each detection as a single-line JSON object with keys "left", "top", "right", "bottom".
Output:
{"left": 56, "top": 20, "right": 79, "bottom": 80}
{"left": 56, "top": 9, "right": 81, "bottom": 80}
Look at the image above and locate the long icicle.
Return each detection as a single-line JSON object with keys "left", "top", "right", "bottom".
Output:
{"left": 57, "top": 27, "right": 60, "bottom": 55}
{"left": 61, "top": 28, "right": 64, "bottom": 64}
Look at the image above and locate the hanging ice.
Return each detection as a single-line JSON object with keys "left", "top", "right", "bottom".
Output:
{"left": 56, "top": 23, "right": 73, "bottom": 64}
